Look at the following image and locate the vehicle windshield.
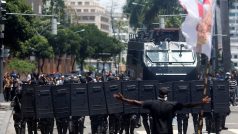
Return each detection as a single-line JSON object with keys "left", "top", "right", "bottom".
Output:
{"left": 146, "top": 50, "right": 195, "bottom": 63}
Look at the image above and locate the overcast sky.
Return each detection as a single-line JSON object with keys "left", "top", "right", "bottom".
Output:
{"left": 98, "top": 0, "right": 126, "bottom": 13}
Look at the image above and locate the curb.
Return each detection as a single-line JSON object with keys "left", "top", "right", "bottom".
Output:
{"left": 0, "top": 102, "right": 12, "bottom": 134}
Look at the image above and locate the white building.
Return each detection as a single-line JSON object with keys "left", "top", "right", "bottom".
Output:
{"left": 229, "top": 1, "right": 238, "bottom": 69}
{"left": 65, "top": 0, "right": 111, "bottom": 34}
{"left": 27, "top": 0, "right": 42, "bottom": 14}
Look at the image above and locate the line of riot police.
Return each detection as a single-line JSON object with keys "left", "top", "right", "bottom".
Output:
{"left": 11, "top": 78, "right": 230, "bottom": 134}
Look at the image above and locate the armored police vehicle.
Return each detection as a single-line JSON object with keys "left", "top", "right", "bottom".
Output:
{"left": 126, "top": 28, "right": 198, "bottom": 82}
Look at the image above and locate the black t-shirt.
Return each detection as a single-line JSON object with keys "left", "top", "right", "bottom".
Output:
{"left": 142, "top": 100, "right": 184, "bottom": 134}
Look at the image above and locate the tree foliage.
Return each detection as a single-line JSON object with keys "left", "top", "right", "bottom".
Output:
{"left": 123, "top": 0, "right": 183, "bottom": 29}
{"left": 5, "top": 0, "right": 35, "bottom": 55}
{"left": 19, "top": 35, "right": 54, "bottom": 73}
{"left": 70, "top": 24, "right": 125, "bottom": 71}
{"left": 5, "top": 0, "right": 125, "bottom": 73}
{"left": 8, "top": 58, "right": 36, "bottom": 75}
{"left": 20, "top": 35, "right": 54, "bottom": 59}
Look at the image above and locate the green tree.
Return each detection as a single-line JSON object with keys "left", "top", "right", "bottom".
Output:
{"left": 47, "top": 28, "right": 81, "bottom": 72}
{"left": 5, "top": 0, "right": 35, "bottom": 55}
{"left": 8, "top": 58, "right": 36, "bottom": 76}
{"left": 70, "top": 24, "right": 125, "bottom": 71}
{"left": 72, "top": 25, "right": 98, "bottom": 71}
{"left": 20, "top": 35, "right": 54, "bottom": 73}
{"left": 123, "top": 0, "right": 183, "bottom": 29}
{"left": 65, "top": 29, "right": 81, "bottom": 71}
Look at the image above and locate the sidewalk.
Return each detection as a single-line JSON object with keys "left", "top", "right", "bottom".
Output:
{"left": 0, "top": 93, "right": 12, "bottom": 134}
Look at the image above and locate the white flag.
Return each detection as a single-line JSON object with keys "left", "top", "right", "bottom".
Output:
{"left": 179, "top": 0, "right": 216, "bottom": 59}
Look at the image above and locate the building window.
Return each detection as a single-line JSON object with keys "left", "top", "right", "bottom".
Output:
{"left": 230, "top": 13, "right": 236, "bottom": 16}
{"left": 234, "top": 63, "right": 238, "bottom": 66}
{"left": 77, "top": 9, "right": 81, "bottom": 12}
{"left": 78, "top": 2, "right": 82, "bottom": 5}
{"left": 85, "top": 2, "right": 90, "bottom": 5}
{"left": 91, "top": 9, "right": 95, "bottom": 12}
{"left": 235, "top": 55, "right": 238, "bottom": 59}
{"left": 101, "top": 24, "right": 109, "bottom": 30}
{"left": 84, "top": 9, "right": 89, "bottom": 12}
{"left": 70, "top": 2, "right": 75, "bottom": 5}
{"left": 230, "top": 20, "right": 235, "bottom": 23}
{"left": 79, "top": 16, "right": 95, "bottom": 21}
{"left": 101, "top": 17, "right": 109, "bottom": 23}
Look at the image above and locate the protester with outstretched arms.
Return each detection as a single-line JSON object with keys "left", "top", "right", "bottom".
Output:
{"left": 113, "top": 89, "right": 210, "bottom": 134}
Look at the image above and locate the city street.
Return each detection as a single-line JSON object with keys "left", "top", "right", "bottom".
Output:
{"left": 4, "top": 105, "right": 238, "bottom": 134}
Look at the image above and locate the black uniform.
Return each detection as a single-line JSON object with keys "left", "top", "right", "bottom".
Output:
{"left": 12, "top": 95, "right": 26, "bottom": 134}
{"left": 177, "top": 113, "right": 189, "bottom": 134}
{"left": 192, "top": 113, "right": 199, "bottom": 134}
{"left": 119, "top": 114, "right": 137, "bottom": 134}
{"left": 142, "top": 100, "right": 184, "bottom": 134}
{"left": 141, "top": 113, "right": 153, "bottom": 134}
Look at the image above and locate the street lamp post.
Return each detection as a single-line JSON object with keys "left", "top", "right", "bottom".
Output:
{"left": 73, "top": 29, "right": 85, "bottom": 72}
{"left": 74, "top": 29, "right": 85, "bottom": 33}
{"left": 131, "top": 2, "right": 147, "bottom": 7}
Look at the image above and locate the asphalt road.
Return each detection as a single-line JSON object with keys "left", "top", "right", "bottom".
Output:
{"left": 5, "top": 106, "right": 238, "bottom": 134}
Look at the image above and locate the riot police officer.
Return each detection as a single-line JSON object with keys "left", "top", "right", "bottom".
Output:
{"left": 192, "top": 113, "right": 199, "bottom": 134}
{"left": 177, "top": 113, "right": 189, "bottom": 134}
{"left": 69, "top": 116, "right": 85, "bottom": 134}
{"left": 24, "top": 82, "right": 38, "bottom": 134}
{"left": 119, "top": 113, "right": 137, "bottom": 134}
{"left": 12, "top": 91, "right": 26, "bottom": 134}
{"left": 38, "top": 76, "right": 54, "bottom": 134}
{"left": 141, "top": 113, "right": 152, "bottom": 134}
{"left": 38, "top": 118, "right": 54, "bottom": 134}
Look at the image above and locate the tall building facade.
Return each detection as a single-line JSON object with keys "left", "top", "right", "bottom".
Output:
{"left": 229, "top": 1, "right": 238, "bottom": 69}
{"left": 65, "top": 0, "right": 111, "bottom": 34}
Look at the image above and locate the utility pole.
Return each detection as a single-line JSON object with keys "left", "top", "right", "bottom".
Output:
{"left": 220, "top": 0, "right": 231, "bottom": 72}
{"left": 110, "top": 0, "right": 116, "bottom": 37}
{"left": 0, "top": 0, "right": 6, "bottom": 95}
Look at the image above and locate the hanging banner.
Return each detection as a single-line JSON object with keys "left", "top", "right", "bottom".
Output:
{"left": 179, "top": 0, "right": 216, "bottom": 59}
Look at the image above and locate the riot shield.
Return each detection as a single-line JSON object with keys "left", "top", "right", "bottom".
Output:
{"left": 88, "top": 82, "right": 107, "bottom": 115}
{"left": 190, "top": 80, "right": 211, "bottom": 113}
{"left": 35, "top": 85, "right": 54, "bottom": 119}
{"left": 212, "top": 80, "right": 230, "bottom": 113}
{"left": 157, "top": 82, "right": 173, "bottom": 101}
{"left": 121, "top": 81, "right": 139, "bottom": 113}
{"left": 139, "top": 80, "right": 157, "bottom": 113}
{"left": 104, "top": 81, "right": 123, "bottom": 114}
{"left": 71, "top": 83, "right": 89, "bottom": 116}
{"left": 173, "top": 81, "right": 191, "bottom": 113}
{"left": 51, "top": 85, "right": 70, "bottom": 118}
{"left": 21, "top": 84, "right": 35, "bottom": 118}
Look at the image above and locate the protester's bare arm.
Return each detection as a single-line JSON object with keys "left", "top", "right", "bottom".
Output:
{"left": 113, "top": 93, "right": 143, "bottom": 106}
{"left": 183, "top": 96, "right": 210, "bottom": 108}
